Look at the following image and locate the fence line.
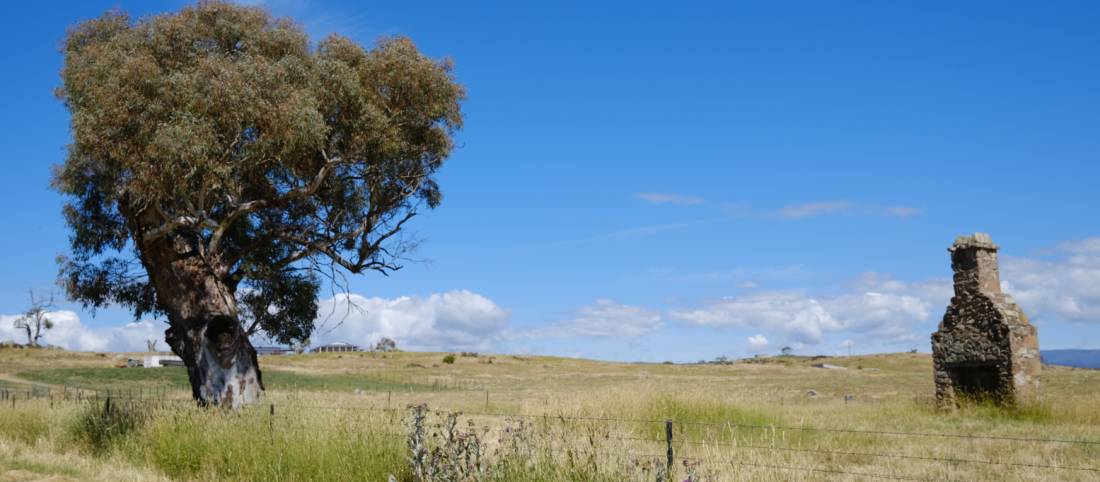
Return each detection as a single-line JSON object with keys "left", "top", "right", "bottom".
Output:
{"left": 275, "top": 403, "right": 1100, "bottom": 447}
{"left": 79, "top": 397, "right": 1100, "bottom": 474}
{"left": 674, "top": 438, "right": 1100, "bottom": 473}
{"left": 7, "top": 390, "right": 1098, "bottom": 448}
{"left": 721, "top": 460, "right": 932, "bottom": 481}
{"left": 495, "top": 429, "right": 1100, "bottom": 475}
{"left": 5, "top": 393, "right": 1099, "bottom": 479}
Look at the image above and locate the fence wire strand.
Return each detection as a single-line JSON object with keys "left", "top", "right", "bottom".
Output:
{"left": 6, "top": 388, "right": 1100, "bottom": 478}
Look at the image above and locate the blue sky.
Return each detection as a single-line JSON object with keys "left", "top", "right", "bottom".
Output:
{"left": 1, "top": 0, "right": 1098, "bottom": 361}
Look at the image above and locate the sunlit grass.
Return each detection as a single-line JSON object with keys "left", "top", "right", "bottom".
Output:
{"left": 0, "top": 349, "right": 1098, "bottom": 480}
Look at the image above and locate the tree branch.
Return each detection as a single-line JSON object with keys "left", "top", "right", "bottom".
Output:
{"left": 208, "top": 154, "right": 343, "bottom": 256}
{"left": 142, "top": 215, "right": 215, "bottom": 243}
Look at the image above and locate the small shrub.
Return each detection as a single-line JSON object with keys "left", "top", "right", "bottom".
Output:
{"left": 68, "top": 399, "right": 148, "bottom": 455}
{"left": 442, "top": 354, "right": 456, "bottom": 365}
{"left": 406, "top": 404, "right": 487, "bottom": 481}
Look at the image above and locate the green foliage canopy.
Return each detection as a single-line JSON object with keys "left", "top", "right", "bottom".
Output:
{"left": 54, "top": 2, "right": 464, "bottom": 344}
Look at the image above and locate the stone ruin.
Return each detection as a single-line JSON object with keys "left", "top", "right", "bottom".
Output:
{"left": 931, "top": 233, "right": 1040, "bottom": 406}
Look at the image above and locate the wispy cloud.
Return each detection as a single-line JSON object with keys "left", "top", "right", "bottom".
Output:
{"left": 637, "top": 265, "right": 810, "bottom": 286}
{"left": 517, "top": 218, "right": 723, "bottom": 253}
{"left": 634, "top": 192, "right": 704, "bottom": 205}
{"left": 883, "top": 206, "right": 924, "bottom": 218}
{"left": 778, "top": 201, "right": 854, "bottom": 219}
{"left": 522, "top": 300, "right": 662, "bottom": 338}
{"left": 777, "top": 201, "right": 923, "bottom": 219}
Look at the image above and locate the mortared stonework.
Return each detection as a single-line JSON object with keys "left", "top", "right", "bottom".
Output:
{"left": 931, "top": 233, "right": 1040, "bottom": 407}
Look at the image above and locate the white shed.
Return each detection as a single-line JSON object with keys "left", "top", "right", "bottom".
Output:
{"left": 143, "top": 355, "right": 183, "bottom": 368}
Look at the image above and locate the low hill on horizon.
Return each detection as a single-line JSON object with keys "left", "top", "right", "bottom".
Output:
{"left": 1042, "top": 349, "right": 1100, "bottom": 369}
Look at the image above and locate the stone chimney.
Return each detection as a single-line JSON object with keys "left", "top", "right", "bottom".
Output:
{"left": 932, "top": 233, "right": 1040, "bottom": 407}
{"left": 949, "top": 233, "right": 1002, "bottom": 296}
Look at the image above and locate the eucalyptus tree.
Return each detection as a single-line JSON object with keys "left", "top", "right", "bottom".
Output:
{"left": 54, "top": 1, "right": 464, "bottom": 407}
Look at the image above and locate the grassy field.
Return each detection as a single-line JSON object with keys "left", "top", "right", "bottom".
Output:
{"left": 0, "top": 348, "right": 1098, "bottom": 481}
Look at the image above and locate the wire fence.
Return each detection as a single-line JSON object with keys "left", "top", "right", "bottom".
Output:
{"left": 2, "top": 385, "right": 1099, "bottom": 481}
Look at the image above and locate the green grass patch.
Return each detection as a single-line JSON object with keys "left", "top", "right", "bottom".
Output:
{"left": 18, "top": 367, "right": 447, "bottom": 394}
{"left": 909, "top": 396, "right": 1056, "bottom": 424}
{"left": 0, "top": 406, "right": 52, "bottom": 445}
{"left": 19, "top": 367, "right": 191, "bottom": 390}
{"left": 138, "top": 404, "right": 409, "bottom": 481}
{"left": 957, "top": 399, "right": 1055, "bottom": 424}
{"left": 264, "top": 370, "right": 444, "bottom": 393}
{"left": 633, "top": 397, "right": 793, "bottom": 445}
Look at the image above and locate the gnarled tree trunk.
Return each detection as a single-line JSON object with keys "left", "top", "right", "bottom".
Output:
{"left": 140, "top": 234, "right": 263, "bottom": 408}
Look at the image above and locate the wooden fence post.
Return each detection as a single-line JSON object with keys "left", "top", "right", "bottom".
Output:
{"left": 269, "top": 403, "right": 275, "bottom": 442}
{"left": 665, "top": 419, "right": 674, "bottom": 476}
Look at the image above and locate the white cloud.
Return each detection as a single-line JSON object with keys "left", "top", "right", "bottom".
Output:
{"left": 666, "top": 237, "right": 1100, "bottom": 349}
{"left": 1002, "top": 238, "right": 1100, "bottom": 324}
{"left": 1054, "top": 238, "right": 1100, "bottom": 254}
{"left": 670, "top": 292, "right": 841, "bottom": 344}
{"left": 669, "top": 273, "right": 947, "bottom": 346}
{"left": 747, "top": 334, "right": 768, "bottom": 349}
{"left": 9, "top": 237, "right": 1096, "bottom": 360}
{"left": 0, "top": 310, "right": 163, "bottom": 352}
{"left": 314, "top": 290, "right": 510, "bottom": 352}
{"left": 528, "top": 299, "right": 662, "bottom": 338}
{"left": 635, "top": 192, "right": 704, "bottom": 205}
{"left": 820, "top": 291, "right": 932, "bottom": 339}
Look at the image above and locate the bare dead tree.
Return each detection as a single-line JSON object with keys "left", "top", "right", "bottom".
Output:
{"left": 14, "top": 291, "right": 55, "bottom": 348}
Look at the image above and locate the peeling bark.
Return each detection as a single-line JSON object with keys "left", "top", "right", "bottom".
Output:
{"left": 139, "top": 231, "right": 264, "bottom": 408}
{"left": 165, "top": 316, "right": 263, "bottom": 408}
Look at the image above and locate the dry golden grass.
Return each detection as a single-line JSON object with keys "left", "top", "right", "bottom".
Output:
{"left": 1, "top": 348, "right": 1098, "bottom": 481}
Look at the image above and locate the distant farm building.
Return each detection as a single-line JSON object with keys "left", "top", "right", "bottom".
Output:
{"left": 812, "top": 363, "right": 847, "bottom": 370}
{"left": 313, "top": 342, "right": 361, "bottom": 353}
{"left": 255, "top": 346, "right": 293, "bottom": 356}
{"left": 143, "top": 355, "right": 184, "bottom": 368}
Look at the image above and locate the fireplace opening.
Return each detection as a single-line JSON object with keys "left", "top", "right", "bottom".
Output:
{"left": 949, "top": 364, "right": 1004, "bottom": 402}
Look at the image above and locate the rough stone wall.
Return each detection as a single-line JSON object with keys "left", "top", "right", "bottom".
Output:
{"left": 931, "top": 233, "right": 1040, "bottom": 407}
